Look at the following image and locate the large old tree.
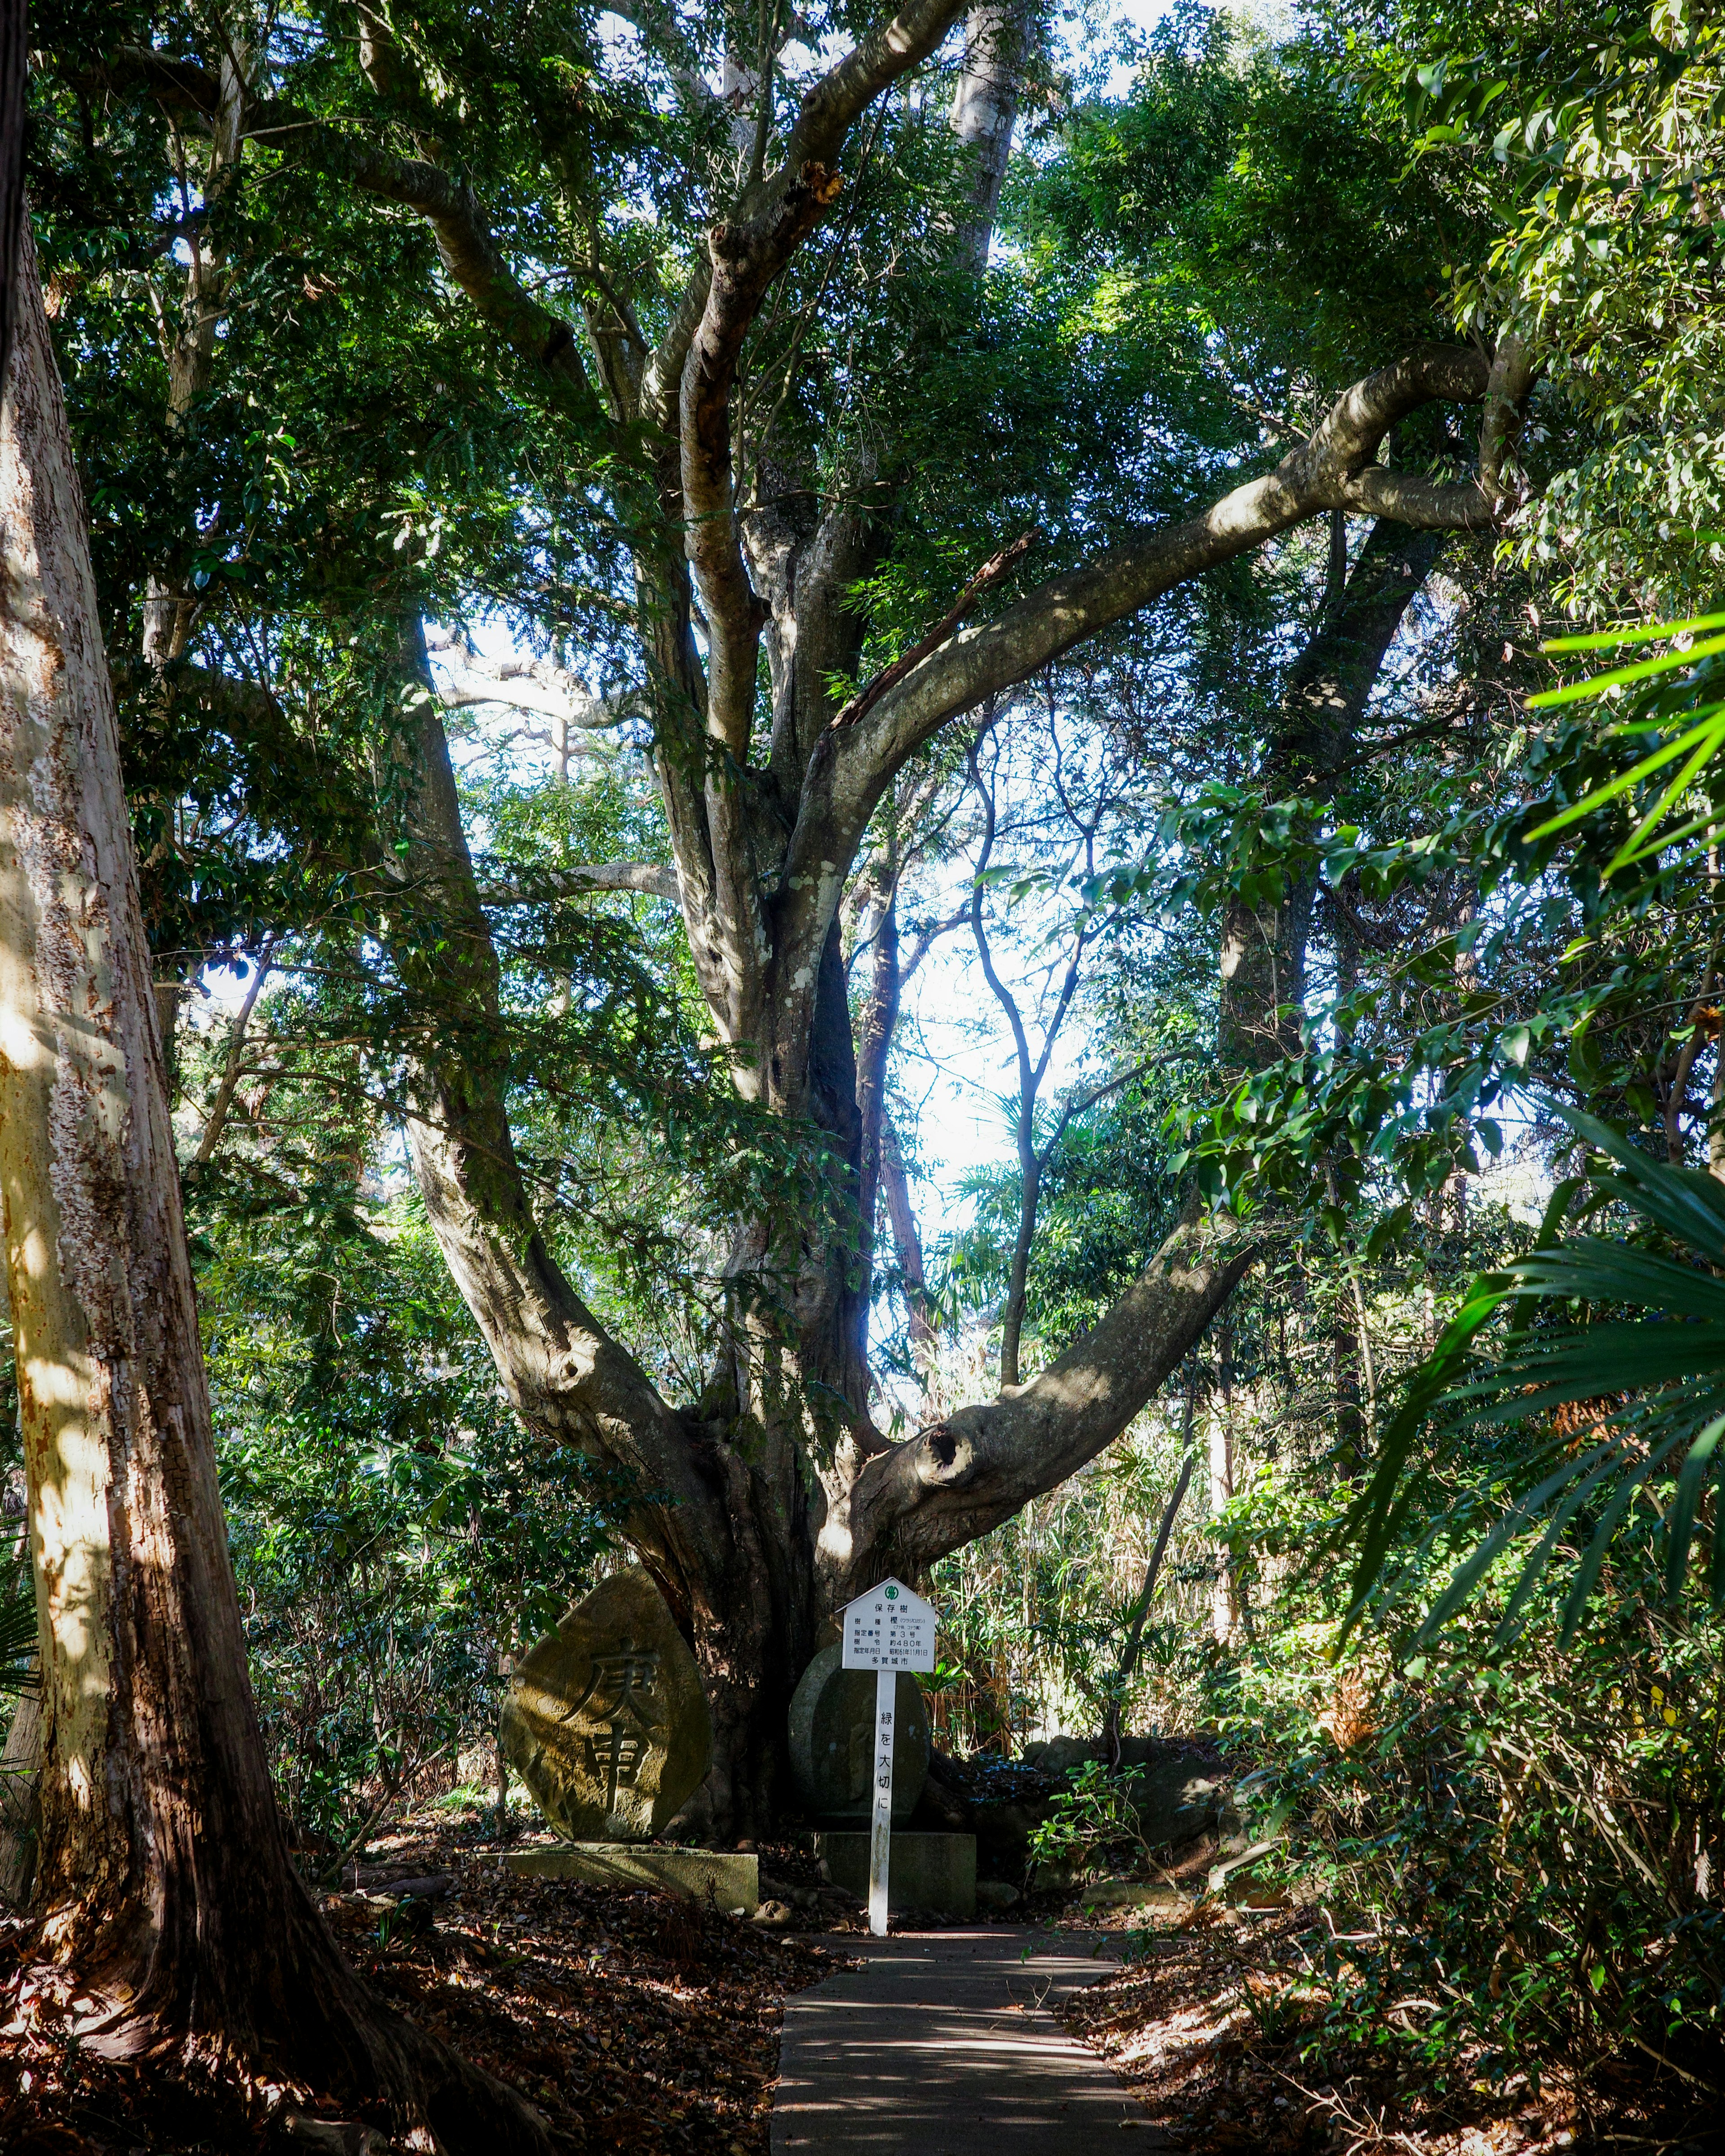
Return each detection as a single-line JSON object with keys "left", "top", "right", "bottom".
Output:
{"left": 77, "top": 0, "right": 1533, "bottom": 1827}
{"left": 0, "top": 204, "right": 553, "bottom": 2141}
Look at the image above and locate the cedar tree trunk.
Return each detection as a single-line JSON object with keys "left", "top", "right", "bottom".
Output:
{"left": 0, "top": 208, "right": 548, "bottom": 2151}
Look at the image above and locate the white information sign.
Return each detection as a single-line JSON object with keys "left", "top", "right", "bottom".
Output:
{"left": 837, "top": 1579, "right": 938, "bottom": 1937}
{"left": 842, "top": 1577, "right": 936, "bottom": 1674}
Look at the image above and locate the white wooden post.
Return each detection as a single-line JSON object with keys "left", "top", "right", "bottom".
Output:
{"left": 839, "top": 1577, "right": 938, "bottom": 1944}
{"left": 869, "top": 1665, "right": 895, "bottom": 1937}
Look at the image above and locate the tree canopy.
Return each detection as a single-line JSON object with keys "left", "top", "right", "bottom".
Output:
{"left": 4, "top": 0, "right": 1725, "bottom": 2141}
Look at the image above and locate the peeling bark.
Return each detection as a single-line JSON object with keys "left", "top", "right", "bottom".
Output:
{"left": 0, "top": 209, "right": 547, "bottom": 2148}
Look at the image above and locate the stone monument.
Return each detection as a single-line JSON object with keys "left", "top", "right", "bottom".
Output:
{"left": 787, "top": 1643, "right": 929, "bottom": 1825}
{"left": 502, "top": 1567, "right": 712, "bottom": 1841}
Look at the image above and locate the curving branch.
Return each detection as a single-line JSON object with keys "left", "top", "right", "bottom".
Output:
{"left": 777, "top": 342, "right": 1524, "bottom": 1011}
{"left": 382, "top": 626, "right": 709, "bottom": 1564}
{"left": 783, "top": 0, "right": 969, "bottom": 172}
{"left": 1219, "top": 513, "right": 1449, "bottom": 1069}
{"left": 477, "top": 861, "right": 680, "bottom": 904}
{"left": 99, "top": 47, "right": 606, "bottom": 428}
{"left": 824, "top": 1204, "right": 1257, "bottom": 1587}
{"left": 296, "top": 143, "right": 605, "bottom": 427}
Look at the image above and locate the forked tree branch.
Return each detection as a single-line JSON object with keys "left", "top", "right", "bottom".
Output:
{"left": 683, "top": 160, "right": 843, "bottom": 754}
{"left": 672, "top": 0, "right": 971, "bottom": 752}
{"left": 435, "top": 666, "right": 637, "bottom": 729}
{"left": 782, "top": 343, "right": 1521, "bottom": 995}
{"left": 640, "top": 0, "right": 969, "bottom": 434}
{"left": 190, "top": 943, "right": 274, "bottom": 1166}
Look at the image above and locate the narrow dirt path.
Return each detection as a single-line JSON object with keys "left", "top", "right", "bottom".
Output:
{"left": 770, "top": 1926, "right": 1161, "bottom": 2153}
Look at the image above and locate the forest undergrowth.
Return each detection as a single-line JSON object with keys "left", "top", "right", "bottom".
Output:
{"left": 1058, "top": 1900, "right": 1693, "bottom": 2156}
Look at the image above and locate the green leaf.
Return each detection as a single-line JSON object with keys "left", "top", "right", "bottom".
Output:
{"left": 1664, "top": 1418, "right": 1725, "bottom": 1605}
{"left": 1525, "top": 632, "right": 1725, "bottom": 708}
{"left": 1558, "top": 1436, "right": 1685, "bottom": 1647}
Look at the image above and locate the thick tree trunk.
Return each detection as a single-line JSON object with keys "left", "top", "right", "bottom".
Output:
{"left": 1219, "top": 518, "right": 1446, "bottom": 1069}
{"left": 386, "top": 482, "right": 1464, "bottom": 1836}
{"left": 854, "top": 879, "right": 901, "bottom": 1330}
{"left": 0, "top": 211, "right": 545, "bottom": 2148}
{"left": 301, "top": 0, "right": 1525, "bottom": 1830}
{"left": 382, "top": 632, "right": 824, "bottom": 1834}
{"left": 384, "top": 433, "right": 1476, "bottom": 1838}
{"left": 387, "top": 665, "right": 1252, "bottom": 1824}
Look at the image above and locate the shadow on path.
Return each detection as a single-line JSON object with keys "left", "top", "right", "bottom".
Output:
{"left": 770, "top": 1926, "right": 1167, "bottom": 2153}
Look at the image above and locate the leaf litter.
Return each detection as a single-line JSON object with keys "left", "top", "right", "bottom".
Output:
{"left": 0, "top": 1822, "right": 845, "bottom": 2154}
{"left": 1053, "top": 1900, "right": 1721, "bottom": 2156}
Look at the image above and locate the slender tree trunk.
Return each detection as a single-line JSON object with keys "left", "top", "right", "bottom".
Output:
{"left": 1207, "top": 1412, "right": 1238, "bottom": 1646}
{"left": 141, "top": 40, "right": 248, "bottom": 667}
{"left": 1219, "top": 519, "right": 1446, "bottom": 1069}
{"left": 0, "top": 1674, "right": 40, "bottom": 1908}
{"left": 1103, "top": 1369, "right": 1197, "bottom": 1764}
{"left": 999, "top": 1141, "right": 1040, "bottom": 1391}
{"left": 880, "top": 1119, "right": 936, "bottom": 1353}
{"left": 0, "top": 208, "right": 545, "bottom": 2147}
{"left": 949, "top": 0, "right": 1038, "bottom": 271}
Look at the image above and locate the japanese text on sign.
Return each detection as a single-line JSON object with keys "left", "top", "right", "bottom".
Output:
{"left": 841, "top": 1578, "right": 936, "bottom": 1674}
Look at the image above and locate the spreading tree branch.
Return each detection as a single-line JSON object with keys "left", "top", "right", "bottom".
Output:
{"left": 477, "top": 862, "right": 679, "bottom": 904}
{"left": 781, "top": 342, "right": 1522, "bottom": 1007}
{"left": 827, "top": 1203, "right": 1256, "bottom": 1584}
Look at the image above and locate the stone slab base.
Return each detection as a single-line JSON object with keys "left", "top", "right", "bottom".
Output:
{"left": 815, "top": 1830, "right": 976, "bottom": 1918}
{"left": 506, "top": 1842, "right": 758, "bottom": 1913}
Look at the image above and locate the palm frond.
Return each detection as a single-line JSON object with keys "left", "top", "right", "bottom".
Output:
{"left": 1339, "top": 1105, "right": 1725, "bottom": 1648}
{"left": 0, "top": 1560, "right": 36, "bottom": 1693}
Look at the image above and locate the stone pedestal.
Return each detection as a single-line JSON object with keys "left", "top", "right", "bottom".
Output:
{"left": 506, "top": 1842, "right": 758, "bottom": 1914}
{"left": 815, "top": 1830, "right": 976, "bottom": 1918}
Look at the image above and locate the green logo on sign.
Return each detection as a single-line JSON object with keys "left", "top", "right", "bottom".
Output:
{"left": 885, "top": 1585, "right": 898, "bottom": 1599}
